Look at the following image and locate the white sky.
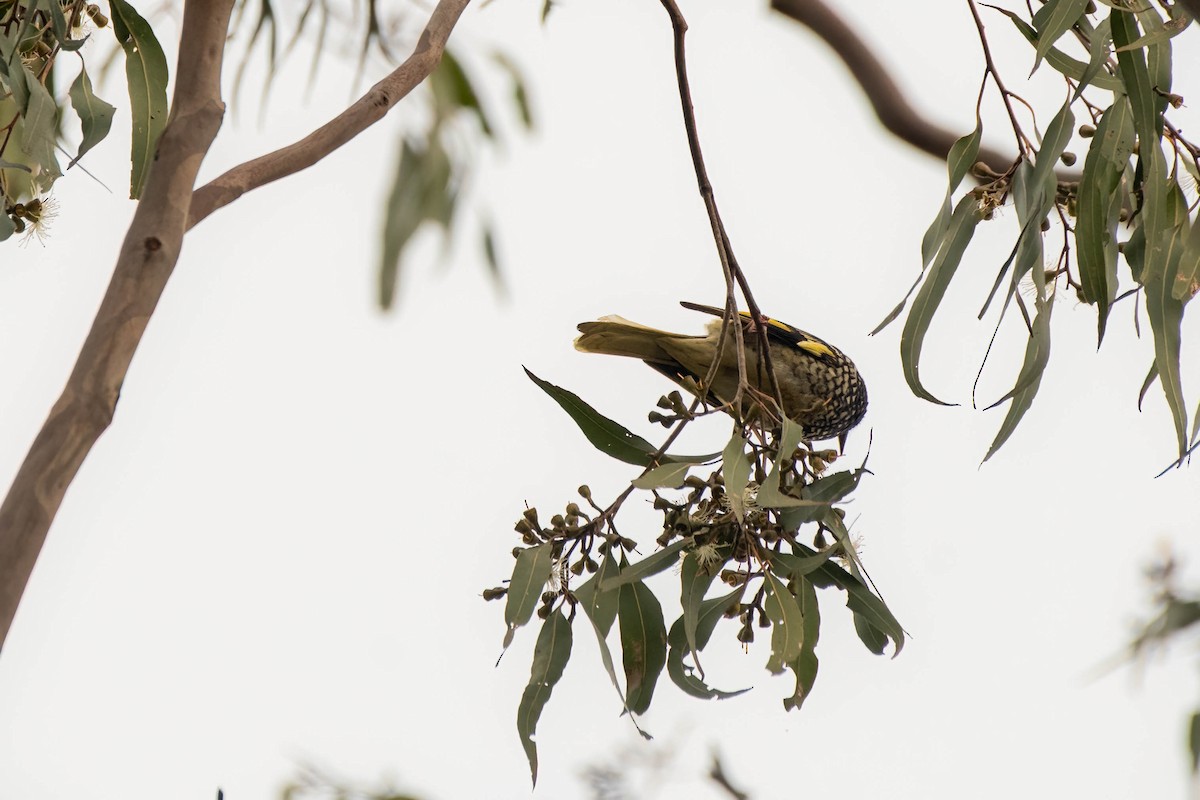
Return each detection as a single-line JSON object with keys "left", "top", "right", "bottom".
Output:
{"left": 2, "top": 2, "right": 1199, "bottom": 798}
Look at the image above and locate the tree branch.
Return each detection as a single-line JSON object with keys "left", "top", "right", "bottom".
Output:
{"left": 769, "top": 0, "right": 1032, "bottom": 176}
{"left": 187, "top": 0, "right": 470, "bottom": 231}
{"left": 0, "top": 0, "right": 237, "bottom": 652}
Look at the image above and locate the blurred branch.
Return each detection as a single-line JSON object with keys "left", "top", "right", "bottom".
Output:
{"left": 188, "top": 0, "right": 471, "bottom": 230}
{"left": 0, "top": 0, "right": 236, "bottom": 652}
{"left": 768, "top": 0, "right": 1081, "bottom": 182}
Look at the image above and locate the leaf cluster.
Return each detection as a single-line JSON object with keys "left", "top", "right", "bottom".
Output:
{"left": 489, "top": 372, "right": 903, "bottom": 785}
{"left": 878, "top": 0, "right": 1200, "bottom": 466}
{"left": 1, "top": 0, "right": 168, "bottom": 242}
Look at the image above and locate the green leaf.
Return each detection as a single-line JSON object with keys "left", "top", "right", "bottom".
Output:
{"left": 763, "top": 569, "right": 805, "bottom": 673}
{"left": 876, "top": 125, "right": 982, "bottom": 337}
{"left": 631, "top": 462, "right": 693, "bottom": 490}
{"left": 524, "top": 368, "right": 717, "bottom": 467}
{"left": 618, "top": 579, "right": 667, "bottom": 715}
{"left": 17, "top": 67, "right": 62, "bottom": 191}
{"left": 575, "top": 550, "right": 621, "bottom": 636}
{"left": 1114, "top": 14, "right": 1191, "bottom": 51}
{"left": 516, "top": 609, "right": 573, "bottom": 787}
{"left": 68, "top": 62, "right": 116, "bottom": 169}
{"left": 782, "top": 576, "right": 821, "bottom": 711}
{"left": 1031, "top": 0, "right": 1091, "bottom": 75}
{"left": 431, "top": 49, "right": 493, "bottom": 136}
{"left": 788, "top": 542, "right": 905, "bottom": 657}
{"left": 600, "top": 539, "right": 688, "bottom": 591}
{"left": 110, "top": 0, "right": 169, "bottom": 199}
{"left": 721, "top": 430, "right": 750, "bottom": 520}
{"left": 503, "top": 544, "right": 554, "bottom": 648}
{"left": 379, "top": 138, "right": 454, "bottom": 309}
{"left": 1172, "top": 216, "right": 1200, "bottom": 302}
{"left": 983, "top": 300, "right": 1053, "bottom": 461}
{"left": 998, "top": 8, "right": 1124, "bottom": 91}
{"left": 666, "top": 589, "right": 748, "bottom": 699}
{"left": 900, "top": 194, "right": 981, "bottom": 405}
{"left": 574, "top": 551, "right": 633, "bottom": 708}
{"left": 1144, "top": 224, "right": 1190, "bottom": 457}
{"left": 1076, "top": 98, "right": 1135, "bottom": 342}
{"left": 853, "top": 613, "right": 889, "bottom": 655}
{"left": 756, "top": 417, "right": 814, "bottom": 509}
{"left": 770, "top": 548, "right": 837, "bottom": 579}
{"left": 0, "top": 211, "right": 15, "bottom": 242}
{"left": 679, "top": 551, "right": 719, "bottom": 671}
{"left": 778, "top": 467, "right": 868, "bottom": 529}
{"left": 1073, "top": 15, "right": 1113, "bottom": 101}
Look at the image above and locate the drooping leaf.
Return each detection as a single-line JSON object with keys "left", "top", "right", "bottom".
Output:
{"left": 1076, "top": 98, "right": 1135, "bottom": 342}
{"left": 516, "top": 609, "right": 572, "bottom": 786}
{"left": 778, "top": 467, "right": 868, "bottom": 529}
{"left": 998, "top": 8, "right": 1128, "bottom": 90}
{"left": 781, "top": 576, "right": 821, "bottom": 711}
{"left": 721, "top": 430, "right": 751, "bottom": 520}
{"left": 983, "top": 299, "right": 1054, "bottom": 461}
{"left": 431, "top": 49, "right": 493, "bottom": 136}
{"left": 789, "top": 542, "right": 905, "bottom": 657}
{"left": 1172, "top": 216, "right": 1200, "bottom": 302}
{"left": 618, "top": 579, "right": 667, "bottom": 715}
{"left": 1073, "top": 15, "right": 1113, "bottom": 101}
{"left": 17, "top": 66, "right": 62, "bottom": 191}
{"left": 1031, "top": 0, "right": 1091, "bottom": 75}
{"left": 997, "top": 8, "right": 1124, "bottom": 91}
{"left": 874, "top": 126, "right": 983, "bottom": 337}
{"left": 900, "top": 195, "right": 981, "bottom": 404}
{"left": 574, "top": 551, "right": 632, "bottom": 708}
{"left": 666, "top": 589, "right": 749, "bottom": 699}
{"left": 379, "top": 138, "right": 455, "bottom": 309}
{"left": 763, "top": 569, "right": 805, "bottom": 674}
{"left": 679, "top": 551, "right": 719, "bottom": 672}
{"left": 110, "top": 0, "right": 169, "bottom": 199}
{"left": 755, "top": 417, "right": 814, "bottom": 509}
{"left": 68, "top": 62, "right": 116, "bottom": 169}
{"left": 524, "top": 368, "right": 717, "bottom": 467}
{"left": 503, "top": 544, "right": 554, "bottom": 648}
{"left": 1144, "top": 224, "right": 1190, "bottom": 457}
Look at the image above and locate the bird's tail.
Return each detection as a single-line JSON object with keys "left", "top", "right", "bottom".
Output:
{"left": 574, "top": 315, "right": 698, "bottom": 365}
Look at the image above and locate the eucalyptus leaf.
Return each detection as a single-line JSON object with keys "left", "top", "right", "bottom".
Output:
{"left": 782, "top": 576, "right": 821, "bottom": 711}
{"left": 619, "top": 579, "right": 667, "bottom": 715}
{"left": 900, "top": 195, "right": 981, "bottom": 405}
{"left": 1031, "top": 0, "right": 1091, "bottom": 76}
{"left": 1076, "top": 98, "right": 1135, "bottom": 342}
{"left": 600, "top": 539, "right": 688, "bottom": 591}
{"left": 516, "top": 609, "right": 572, "bottom": 786}
{"left": 503, "top": 544, "right": 554, "bottom": 648}
{"left": 68, "top": 63, "right": 116, "bottom": 169}
{"left": 666, "top": 590, "right": 749, "bottom": 700}
{"left": 679, "top": 551, "right": 719, "bottom": 672}
{"left": 524, "top": 369, "right": 717, "bottom": 467}
{"left": 763, "top": 569, "right": 805, "bottom": 674}
{"left": 110, "top": 0, "right": 169, "bottom": 199}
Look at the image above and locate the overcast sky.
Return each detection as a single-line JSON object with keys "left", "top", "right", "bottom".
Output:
{"left": 2, "top": 2, "right": 1199, "bottom": 799}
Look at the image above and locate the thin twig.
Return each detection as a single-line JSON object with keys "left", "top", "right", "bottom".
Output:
{"left": 967, "top": 0, "right": 1032, "bottom": 157}
{"left": 655, "top": 0, "right": 786, "bottom": 417}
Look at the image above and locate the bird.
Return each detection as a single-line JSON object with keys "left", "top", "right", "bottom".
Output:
{"left": 574, "top": 302, "right": 868, "bottom": 447}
